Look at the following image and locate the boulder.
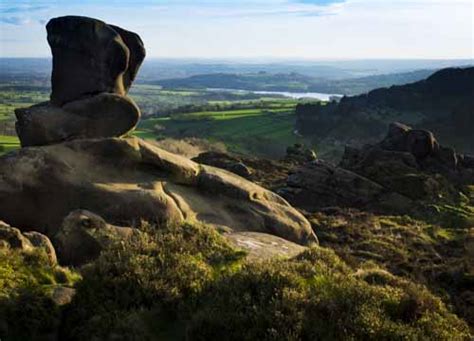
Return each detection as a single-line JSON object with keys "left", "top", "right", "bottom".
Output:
{"left": 225, "top": 231, "right": 306, "bottom": 260}
{"left": 23, "top": 231, "right": 57, "bottom": 265}
{"left": 46, "top": 15, "right": 145, "bottom": 106}
{"left": 193, "top": 152, "right": 253, "bottom": 179}
{"left": 52, "top": 287, "right": 76, "bottom": 306}
{"left": 405, "top": 129, "right": 439, "bottom": 159}
{"left": 55, "top": 210, "right": 138, "bottom": 266}
{"left": 15, "top": 16, "right": 145, "bottom": 147}
{"left": 0, "top": 221, "right": 33, "bottom": 250}
{"left": 229, "top": 162, "right": 253, "bottom": 178}
{"left": 15, "top": 95, "right": 140, "bottom": 147}
{"left": 0, "top": 221, "right": 56, "bottom": 264}
{"left": 0, "top": 137, "right": 316, "bottom": 247}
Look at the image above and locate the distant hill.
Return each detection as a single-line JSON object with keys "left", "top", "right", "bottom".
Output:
{"left": 153, "top": 69, "right": 439, "bottom": 95}
{"left": 154, "top": 72, "right": 315, "bottom": 92}
{"left": 295, "top": 67, "right": 474, "bottom": 159}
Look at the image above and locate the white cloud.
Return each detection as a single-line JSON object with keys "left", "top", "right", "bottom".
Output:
{"left": 0, "top": 0, "right": 472, "bottom": 59}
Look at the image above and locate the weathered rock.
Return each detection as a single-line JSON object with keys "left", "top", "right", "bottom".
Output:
{"left": 225, "top": 231, "right": 306, "bottom": 260}
{"left": 0, "top": 221, "right": 56, "bottom": 264}
{"left": 55, "top": 210, "right": 138, "bottom": 266}
{"left": 15, "top": 16, "right": 145, "bottom": 147}
{"left": 15, "top": 94, "right": 140, "bottom": 147}
{"left": 108, "top": 24, "right": 146, "bottom": 91}
{"left": 24, "top": 231, "right": 57, "bottom": 265}
{"left": 292, "top": 122, "right": 474, "bottom": 214}
{"left": 193, "top": 152, "right": 253, "bottom": 179}
{"left": 0, "top": 221, "right": 33, "bottom": 250}
{"left": 0, "top": 138, "right": 316, "bottom": 246}
{"left": 229, "top": 162, "right": 253, "bottom": 178}
{"left": 279, "top": 160, "right": 412, "bottom": 213}
{"left": 52, "top": 287, "right": 76, "bottom": 306}
{"left": 405, "top": 129, "right": 439, "bottom": 159}
{"left": 47, "top": 16, "right": 145, "bottom": 106}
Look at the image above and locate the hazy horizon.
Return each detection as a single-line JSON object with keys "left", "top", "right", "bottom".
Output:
{"left": 1, "top": 0, "right": 473, "bottom": 59}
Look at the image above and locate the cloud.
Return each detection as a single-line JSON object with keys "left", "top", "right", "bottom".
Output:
{"left": 1, "top": 5, "right": 49, "bottom": 14}
{"left": 0, "top": 17, "right": 31, "bottom": 25}
{"left": 0, "top": 3, "right": 50, "bottom": 26}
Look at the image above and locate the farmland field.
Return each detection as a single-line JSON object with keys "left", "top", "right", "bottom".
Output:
{"left": 135, "top": 99, "right": 314, "bottom": 158}
{"left": 0, "top": 135, "right": 20, "bottom": 155}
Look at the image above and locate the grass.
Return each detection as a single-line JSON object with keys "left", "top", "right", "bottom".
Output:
{"left": 0, "top": 248, "right": 81, "bottom": 340}
{"left": 135, "top": 99, "right": 315, "bottom": 158}
{"left": 0, "top": 135, "right": 20, "bottom": 154}
{"left": 310, "top": 209, "right": 474, "bottom": 330}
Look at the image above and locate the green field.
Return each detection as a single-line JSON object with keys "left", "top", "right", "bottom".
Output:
{"left": 0, "top": 135, "right": 20, "bottom": 154}
{"left": 0, "top": 85, "right": 316, "bottom": 158}
{"left": 135, "top": 99, "right": 314, "bottom": 158}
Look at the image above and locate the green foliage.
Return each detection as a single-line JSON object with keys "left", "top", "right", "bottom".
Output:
{"left": 312, "top": 210, "right": 474, "bottom": 330}
{"left": 429, "top": 203, "right": 474, "bottom": 229}
{"left": 136, "top": 99, "right": 314, "bottom": 158}
{"left": 0, "top": 135, "right": 19, "bottom": 155}
{"left": 0, "top": 248, "right": 80, "bottom": 340}
{"left": 60, "top": 222, "right": 246, "bottom": 340}
{"left": 188, "top": 248, "right": 469, "bottom": 340}
{"left": 59, "top": 222, "right": 470, "bottom": 340}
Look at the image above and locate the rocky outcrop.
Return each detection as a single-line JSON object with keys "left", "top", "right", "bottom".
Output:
{"left": 15, "top": 16, "right": 145, "bottom": 147}
{"left": 341, "top": 122, "right": 474, "bottom": 198}
{"left": 0, "top": 137, "right": 317, "bottom": 246}
{"left": 0, "top": 221, "right": 57, "bottom": 264}
{"left": 279, "top": 160, "right": 412, "bottom": 213}
{"left": 280, "top": 123, "right": 474, "bottom": 215}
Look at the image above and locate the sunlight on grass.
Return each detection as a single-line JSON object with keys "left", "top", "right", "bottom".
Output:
{"left": 0, "top": 135, "right": 20, "bottom": 154}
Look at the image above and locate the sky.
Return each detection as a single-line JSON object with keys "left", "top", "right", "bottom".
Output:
{"left": 0, "top": 0, "right": 473, "bottom": 59}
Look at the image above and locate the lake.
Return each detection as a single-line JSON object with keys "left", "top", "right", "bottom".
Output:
{"left": 207, "top": 88, "right": 344, "bottom": 101}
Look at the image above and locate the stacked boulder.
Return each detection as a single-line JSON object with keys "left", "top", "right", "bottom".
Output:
{"left": 15, "top": 16, "right": 145, "bottom": 147}
{"left": 1, "top": 16, "right": 317, "bottom": 266}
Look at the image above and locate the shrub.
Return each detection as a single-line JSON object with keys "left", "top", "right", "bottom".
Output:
{"left": 60, "top": 222, "right": 245, "bottom": 340}
{"left": 60, "top": 222, "right": 470, "bottom": 340}
{"left": 0, "top": 248, "right": 79, "bottom": 340}
{"left": 188, "top": 248, "right": 470, "bottom": 341}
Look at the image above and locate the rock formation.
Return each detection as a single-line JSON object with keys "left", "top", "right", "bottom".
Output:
{"left": 55, "top": 210, "right": 139, "bottom": 266}
{"left": 0, "top": 137, "right": 317, "bottom": 247}
{"left": 1, "top": 16, "right": 317, "bottom": 267}
{"left": 53, "top": 209, "right": 308, "bottom": 265}
{"left": 15, "top": 16, "right": 145, "bottom": 147}
{"left": 280, "top": 123, "right": 474, "bottom": 216}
